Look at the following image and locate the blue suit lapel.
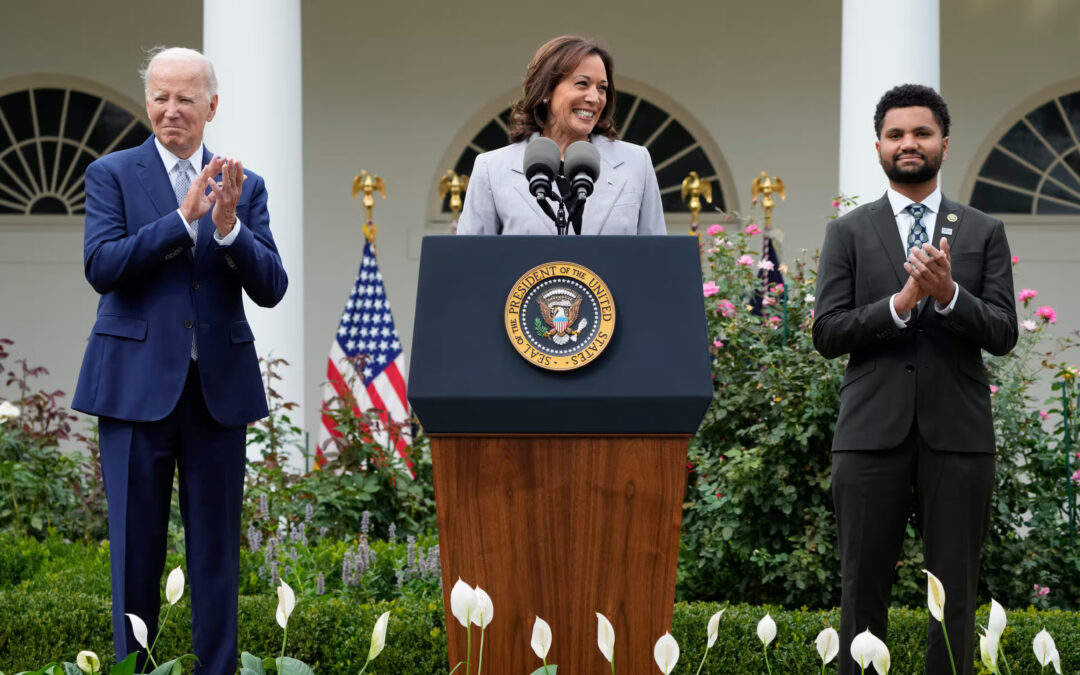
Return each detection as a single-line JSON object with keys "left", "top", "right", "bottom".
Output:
{"left": 134, "top": 136, "right": 179, "bottom": 220}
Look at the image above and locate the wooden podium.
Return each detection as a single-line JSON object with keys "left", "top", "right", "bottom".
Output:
{"left": 409, "top": 236, "right": 711, "bottom": 673}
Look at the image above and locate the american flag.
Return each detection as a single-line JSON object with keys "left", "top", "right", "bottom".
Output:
{"left": 318, "top": 239, "right": 411, "bottom": 472}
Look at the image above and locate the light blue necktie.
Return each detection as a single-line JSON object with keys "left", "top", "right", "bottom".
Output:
{"left": 174, "top": 159, "right": 198, "bottom": 360}
{"left": 906, "top": 203, "right": 928, "bottom": 250}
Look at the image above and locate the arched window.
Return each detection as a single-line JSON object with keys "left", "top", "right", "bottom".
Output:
{"left": 429, "top": 79, "right": 736, "bottom": 228}
{"left": 0, "top": 77, "right": 151, "bottom": 217}
{"left": 968, "top": 88, "right": 1080, "bottom": 215}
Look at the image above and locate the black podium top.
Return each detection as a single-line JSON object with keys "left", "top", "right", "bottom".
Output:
{"left": 408, "top": 236, "right": 713, "bottom": 434}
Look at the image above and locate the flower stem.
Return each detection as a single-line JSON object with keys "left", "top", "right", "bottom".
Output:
{"left": 763, "top": 644, "right": 773, "bottom": 675}
{"left": 940, "top": 621, "right": 957, "bottom": 675}
{"left": 1001, "top": 649, "right": 1013, "bottom": 675}
{"left": 465, "top": 623, "right": 472, "bottom": 675}
{"left": 543, "top": 659, "right": 551, "bottom": 675}
{"left": 695, "top": 646, "right": 711, "bottom": 675}
{"left": 281, "top": 626, "right": 288, "bottom": 659}
{"left": 147, "top": 603, "right": 171, "bottom": 661}
{"left": 477, "top": 625, "right": 485, "bottom": 675}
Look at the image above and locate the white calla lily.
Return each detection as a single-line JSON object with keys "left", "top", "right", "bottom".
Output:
{"left": 471, "top": 586, "right": 494, "bottom": 628}
{"left": 1049, "top": 647, "right": 1062, "bottom": 674}
{"left": 850, "top": 629, "right": 882, "bottom": 670}
{"left": 595, "top": 612, "right": 615, "bottom": 663}
{"left": 368, "top": 611, "right": 389, "bottom": 662}
{"left": 531, "top": 616, "right": 552, "bottom": 660}
{"left": 707, "top": 609, "right": 725, "bottom": 649}
{"left": 980, "top": 631, "right": 1000, "bottom": 673}
{"left": 76, "top": 650, "right": 101, "bottom": 674}
{"left": 450, "top": 578, "right": 477, "bottom": 628}
{"left": 1033, "top": 629, "right": 1057, "bottom": 667}
{"left": 165, "top": 566, "right": 185, "bottom": 606}
{"left": 987, "top": 598, "right": 1006, "bottom": 638}
{"left": 815, "top": 627, "right": 839, "bottom": 665}
{"left": 0, "top": 400, "right": 19, "bottom": 423}
{"left": 871, "top": 639, "right": 891, "bottom": 674}
{"left": 126, "top": 613, "right": 149, "bottom": 649}
{"left": 756, "top": 613, "right": 777, "bottom": 646}
{"left": 653, "top": 632, "right": 680, "bottom": 674}
{"left": 924, "top": 570, "right": 946, "bottom": 622}
{"left": 276, "top": 580, "right": 296, "bottom": 629}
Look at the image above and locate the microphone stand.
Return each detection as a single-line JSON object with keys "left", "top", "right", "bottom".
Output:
{"left": 535, "top": 189, "right": 582, "bottom": 236}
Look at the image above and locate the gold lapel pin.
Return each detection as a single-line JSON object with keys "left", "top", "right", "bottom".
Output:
{"left": 946, "top": 213, "right": 958, "bottom": 222}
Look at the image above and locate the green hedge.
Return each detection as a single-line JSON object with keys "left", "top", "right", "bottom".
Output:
{"left": 4, "top": 592, "right": 1079, "bottom": 674}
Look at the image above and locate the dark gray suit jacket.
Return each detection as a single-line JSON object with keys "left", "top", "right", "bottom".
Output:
{"left": 812, "top": 193, "right": 1017, "bottom": 453}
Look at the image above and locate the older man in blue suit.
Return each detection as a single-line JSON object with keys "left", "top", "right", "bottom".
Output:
{"left": 72, "top": 47, "right": 287, "bottom": 673}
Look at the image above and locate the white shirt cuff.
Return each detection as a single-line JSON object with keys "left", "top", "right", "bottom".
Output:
{"left": 934, "top": 281, "right": 960, "bottom": 315}
{"left": 213, "top": 219, "right": 242, "bottom": 246}
{"left": 889, "top": 293, "right": 911, "bottom": 328}
{"left": 177, "top": 209, "right": 198, "bottom": 244}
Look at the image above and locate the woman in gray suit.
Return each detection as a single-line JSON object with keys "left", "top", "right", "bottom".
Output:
{"left": 457, "top": 35, "right": 666, "bottom": 235}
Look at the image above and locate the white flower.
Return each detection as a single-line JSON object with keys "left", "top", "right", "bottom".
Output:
{"left": 757, "top": 259, "right": 775, "bottom": 271}
{"left": 756, "top": 613, "right": 776, "bottom": 646}
{"left": 815, "top": 627, "right": 839, "bottom": 665}
{"left": 872, "top": 640, "right": 891, "bottom": 674}
{"left": 988, "top": 598, "right": 1006, "bottom": 638}
{"left": 450, "top": 578, "right": 477, "bottom": 628}
{"left": 653, "top": 632, "right": 680, "bottom": 674}
{"left": 0, "top": 400, "right": 19, "bottom": 424}
{"left": 1022, "top": 319, "right": 1038, "bottom": 332}
{"left": 924, "top": 569, "right": 946, "bottom": 622}
{"left": 76, "top": 650, "right": 100, "bottom": 674}
{"left": 165, "top": 566, "right": 184, "bottom": 606}
{"left": 707, "top": 609, "right": 725, "bottom": 649}
{"left": 126, "top": 613, "right": 149, "bottom": 649}
{"left": 276, "top": 580, "right": 296, "bottom": 629}
{"left": 850, "top": 629, "right": 883, "bottom": 670}
{"left": 1050, "top": 648, "right": 1062, "bottom": 674}
{"left": 596, "top": 612, "right": 615, "bottom": 663}
{"left": 804, "top": 293, "right": 815, "bottom": 304}
{"left": 367, "top": 611, "right": 389, "bottom": 662}
{"left": 531, "top": 616, "right": 552, "bottom": 660}
{"left": 1033, "top": 629, "right": 1057, "bottom": 667}
{"left": 471, "top": 586, "right": 494, "bottom": 628}
{"left": 980, "top": 631, "right": 1000, "bottom": 673}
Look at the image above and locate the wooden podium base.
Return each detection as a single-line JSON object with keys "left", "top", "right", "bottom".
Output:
{"left": 431, "top": 435, "right": 688, "bottom": 674}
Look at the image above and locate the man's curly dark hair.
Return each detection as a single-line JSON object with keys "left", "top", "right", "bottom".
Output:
{"left": 874, "top": 84, "right": 950, "bottom": 138}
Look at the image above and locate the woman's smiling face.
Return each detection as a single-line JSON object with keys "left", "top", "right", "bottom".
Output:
{"left": 544, "top": 53, "right": 608, "bottom": 148}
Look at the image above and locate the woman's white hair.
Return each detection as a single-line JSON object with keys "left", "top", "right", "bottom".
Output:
{"left": 140, "top": 46, "right": 218, "bottom": 99}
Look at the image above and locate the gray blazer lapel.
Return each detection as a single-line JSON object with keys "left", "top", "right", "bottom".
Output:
{"left": 937, "top": 195, "right": 964, "bottom": 250}
{"left": 868, "top": 193, "right": 906, "bottom": 287}
{"left": 509, "top": 140, "right": 558, "bottom": 234}
{"left": 583, "top": 137, "right": 626, "bottom": 235}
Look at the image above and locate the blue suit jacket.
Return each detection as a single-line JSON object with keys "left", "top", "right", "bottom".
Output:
{"left": 456, "top": 134, "right": 667, "bottom": 235}
{"left": 73, "top": 135, "right": 288, "bottom": 427}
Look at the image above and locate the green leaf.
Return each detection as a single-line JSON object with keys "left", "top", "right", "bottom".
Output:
{"left": 109, "top": 655, "right": 138, "bottom": 675}
{"left": 274, "top": 657, "right": 314, "bottom": 675}
{"left": 240, "top": 670, "right": 261, "bottom": 675}
{"left": 240, "top": 653, "right": 265, "bottom": 675}
{"left": 29, "top": 515, "right": 43, "bottom": 530}
{"left": 147, "top": 660, "right": 181, "bottom": 675}
{"left": 262, "top": 657, "right": 277, "bottom": 672}
{"left": 62, "top": 664, "right": 81, "bottom": 675}
{"left": 528, "top": 666, "right": 558, "bottom": 675}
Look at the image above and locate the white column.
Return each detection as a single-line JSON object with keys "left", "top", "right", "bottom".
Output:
{"left": 204, "top": 0, "right": 306, "bottom": 465}
{"left": 839, "top": 0, "right": 940, "bottom": 209}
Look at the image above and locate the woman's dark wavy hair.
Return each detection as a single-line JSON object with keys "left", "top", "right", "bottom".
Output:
{"left": 874, "top": 83, "right": 951, "bottom": 138}
{"left": 508, "top": 35, "right": 618, "bottom": 143}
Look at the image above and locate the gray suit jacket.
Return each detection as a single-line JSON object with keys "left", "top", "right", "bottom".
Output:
{"left": 456, "top": 134, "right": 667, "bottom": 235}
{"left": 812, "top": 193, "right": 1017, "bottom": 453}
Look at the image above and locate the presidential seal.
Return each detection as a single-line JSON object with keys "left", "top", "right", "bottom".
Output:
{"left": 505, "top": 261, "right": 615, "bottom": 371}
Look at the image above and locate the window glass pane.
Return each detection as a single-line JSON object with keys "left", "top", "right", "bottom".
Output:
{"left": 33, "top": 89, "right": 64, "bottom": 137}
{"left": 1026, "top": 100, "right": 1074, "bottom": 156}
{"left": 981, "top": 148, "right": 1041, "bottom": 191}
{"left": 1036, "top": 197, "right": 1080, "bottom": 214}
{"left": 971, "top": 181, "right": 1032, "bottom": 214}
{"left": 999, "top": 121, "right": 1055, "bottom": 171}
{"left": 0, "top": 91, "right": 33, "bottom": 142}
{"left": 648, "top": 120, "right": 695, "bottom": 166}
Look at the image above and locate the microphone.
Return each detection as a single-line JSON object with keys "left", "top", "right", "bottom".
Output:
{"left": 523, "top": 137, "right": 561, "bottom": 201}
{"left": 564, "top": 141, "right": 601, "bottom": 201}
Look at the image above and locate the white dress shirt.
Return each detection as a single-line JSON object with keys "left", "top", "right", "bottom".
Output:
{"left": 154, "top": 138, "right": 242, "bottom": 247}
{"left": 886, "top": 186, "right": 958, "bottom": 326}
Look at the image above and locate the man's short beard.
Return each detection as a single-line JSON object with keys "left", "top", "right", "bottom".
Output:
{"left": 882, "top": 152, "right": 941, "bottom": 184}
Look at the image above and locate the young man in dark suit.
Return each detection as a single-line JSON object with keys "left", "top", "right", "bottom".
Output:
{"left": 813, "top": 84, "right": 1017, "bottom": 675}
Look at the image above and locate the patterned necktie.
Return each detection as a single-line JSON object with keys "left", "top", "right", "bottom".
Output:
{"left": 906, "top": 203, "right": 928, "bottom": 250}
{"left": 173, "top": 159, "right": 192, "bottom": 206}
{"left": 173, "top": 159, "right": 198, "bottom": 360}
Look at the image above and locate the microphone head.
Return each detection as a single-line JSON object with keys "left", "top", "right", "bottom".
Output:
{"left": 563, "top": 141, "right": 601, "bottom": 181}
{"left": 523, "top": 137, "right": 561, "bottom": 180}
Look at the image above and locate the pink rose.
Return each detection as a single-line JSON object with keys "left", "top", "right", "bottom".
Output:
{"left": 1072, "top": 468, "right": 1080, "bottom": 484}
{"left": 773, "top": 284, "right": 784, "bottom": 294}
{"left": 757, "top": 259, "right": 775, "bottom": 272}
{"left": 989, "top": 385, "right": 999, "bottom": 394}
{"left": 717, "top": 299, "right": 736, "bottom": 318}
{"left": 832, "top": 199, "right": 840, "bottom": 208}
{"left": 1012, "top": 255, "right": 1020, "bottom": 265}
{"left": 1035, "top": 306, "right": 1057, "bottom": 324}
{"left": 745, "top": 224, "right": 761, "bottom": 236}
{"left": 763, "top": 296, "right": 777, "bottom": 306}
{"left": 713, "top": 338, "right": 724, "bottom": 348}
{"left": 1040, "top": 411, "right": 1050, "bottom": 420}
{"left": 702, "top": 281, "right": 720, "bottom": 298}
{"left": 736, "top": 254, "right": 754, "bottom": 266}
{"left": 1018, "top": 288, "right": 1038, "bottom": 302}
{"left": 707, "top": 224, "right": 724, "bottom": 235}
